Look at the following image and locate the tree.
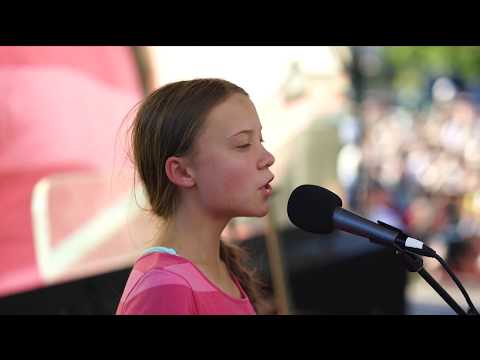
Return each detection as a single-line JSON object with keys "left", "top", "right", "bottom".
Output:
{"left": 382, "top": 46, "right": 480, "bottom": 91}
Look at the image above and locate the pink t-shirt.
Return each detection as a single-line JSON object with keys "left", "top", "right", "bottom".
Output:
{"left": 116, "top": 251, "right": 256, "bottom": 315}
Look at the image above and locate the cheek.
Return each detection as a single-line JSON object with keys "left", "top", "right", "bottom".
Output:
{"left": 215, "top": 161, "right": 252, "bottom": 191}
{"left": 197, "top": 154, "right": 254, "bottom": 194}
{"left": 195, "top": 153, "right": 268, "bottom": 217}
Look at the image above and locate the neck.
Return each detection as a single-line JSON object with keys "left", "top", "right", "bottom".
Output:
{"left": 155, "top": 195, "right": 230, "bottom": 272}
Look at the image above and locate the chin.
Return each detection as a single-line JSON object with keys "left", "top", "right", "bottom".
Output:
{"left": 247, "top": 205, "right": 269, "bottom": 218}
{"left": 229, "top": 198, "right": 270, "bottom": 218}
{"left": 231, "top": 207, "right": 268, "bottom": 218}
{"left": 257, "top": 210, "right": 269, "bottom": 218}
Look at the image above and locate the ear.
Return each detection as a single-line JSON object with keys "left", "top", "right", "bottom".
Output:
{"left": 165, "top": 156, "right": 196, "bottom": 188}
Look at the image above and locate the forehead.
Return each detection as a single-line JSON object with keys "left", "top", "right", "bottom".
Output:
{"left": 201, "top": 93, "right": 261, "bottom": 137}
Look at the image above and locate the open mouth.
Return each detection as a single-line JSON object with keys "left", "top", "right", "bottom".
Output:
{"left": 259, "top": 183, "right": 273, "bottom": 196}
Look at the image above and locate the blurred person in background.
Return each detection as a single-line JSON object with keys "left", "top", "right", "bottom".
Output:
{"left": 354, "top": 86, "right": 480, "bottom": 283}
{"left": 364, "top": 180, "right": 404, "bottom": 231}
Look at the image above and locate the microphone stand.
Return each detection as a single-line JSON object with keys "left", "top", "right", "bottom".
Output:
{"left": 394, "top": 247, "right": 466, "bottom": 315}
{"left": 375, "top": 222, "right": 473, "bottom": 315}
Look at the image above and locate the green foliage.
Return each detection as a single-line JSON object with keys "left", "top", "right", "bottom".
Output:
{"left": 383, "top": 46, "right": 480, "bottom": 87}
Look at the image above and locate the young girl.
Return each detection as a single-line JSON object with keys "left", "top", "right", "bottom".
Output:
{"left": 116, "top": 78, "right": 276, "bottom": 315}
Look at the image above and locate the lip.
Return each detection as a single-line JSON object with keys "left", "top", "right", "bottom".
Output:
{"left": 258, "top": 175, "right": 274, "bottom": 197}
{"left": 258, "top": 175, "right": 274, "bottom": 189}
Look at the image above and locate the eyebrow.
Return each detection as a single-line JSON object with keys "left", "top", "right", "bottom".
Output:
{"left": 229, "top": 127, "right": 262, "bottom": 138}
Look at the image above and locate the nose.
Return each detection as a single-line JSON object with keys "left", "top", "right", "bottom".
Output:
{"left": 258, "top": 146, "right": 275, "bottom": 169}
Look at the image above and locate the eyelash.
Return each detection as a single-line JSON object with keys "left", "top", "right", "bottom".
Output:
{"left": 238, "top": 138, "right": 264, "bottom": 149}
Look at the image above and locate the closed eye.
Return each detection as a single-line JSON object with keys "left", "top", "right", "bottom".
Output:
{"left": 237, "top": 138, "right": 263, "bottom": 149}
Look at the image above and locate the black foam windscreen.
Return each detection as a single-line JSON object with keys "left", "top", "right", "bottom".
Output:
{"left": 287, "top": 184, "right": 342, "bottom": 234}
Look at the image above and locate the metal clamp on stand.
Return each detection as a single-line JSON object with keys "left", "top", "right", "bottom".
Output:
{"left": 375, "top": 221, "right": 477, "bottom": 315}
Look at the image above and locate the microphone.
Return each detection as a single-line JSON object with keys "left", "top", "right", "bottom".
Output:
{"left": 287, "top": 184, "right": 437, "bottom": 257}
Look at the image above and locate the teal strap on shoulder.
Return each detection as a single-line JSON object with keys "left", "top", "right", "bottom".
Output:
{"left": 143, "top": 246, "right": 177, "bottom": 256}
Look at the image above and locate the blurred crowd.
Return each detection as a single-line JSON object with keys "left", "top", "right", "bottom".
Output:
{"left": 338, "top": 79, "right": 480, "bottom": 282}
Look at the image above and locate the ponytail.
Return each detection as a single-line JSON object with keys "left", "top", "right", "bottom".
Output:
{"left": 219, "top": 240, "right": 272, "bottom": 314}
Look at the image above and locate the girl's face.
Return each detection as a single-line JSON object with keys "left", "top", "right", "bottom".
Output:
{"left": 189, "top": 93, "right": 275, "bottom": 219}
